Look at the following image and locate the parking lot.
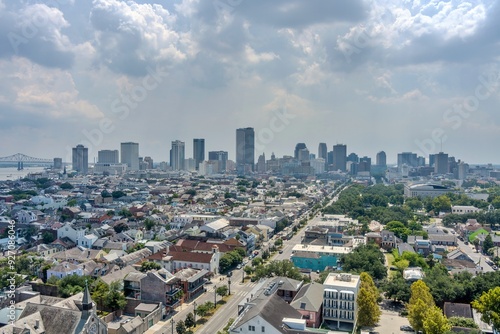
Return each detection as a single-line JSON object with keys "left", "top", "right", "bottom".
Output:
{"left": 362, "top": 300, "right": 412, "bottom": 334}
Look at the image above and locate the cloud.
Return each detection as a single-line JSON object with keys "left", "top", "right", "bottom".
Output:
{"left": 0, "top": 57, "right": 103, "bottom": 121}
{"left": 89, "top": 0, "right": 187, "bottom": 76}
{"left": 0, "top": 3, "right": 75, "bottom": 68}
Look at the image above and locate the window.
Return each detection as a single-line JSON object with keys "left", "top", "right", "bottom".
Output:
{"left": 262, "top": 326, "right": 265, "bottom": 332}
{"left": 248, "top": 325, "right": 255, "bottom": 331}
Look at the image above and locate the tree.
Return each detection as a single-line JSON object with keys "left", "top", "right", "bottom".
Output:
{"left": 67, "top": 199, "right": 77, "bottom": 207}
{"left": 112, "top": 190, "right": 126, "bottom": 198}
{"left": 176, "top": 319, "right": 186, "bottom": 334}
{"left": 407, "top": 280, "right": 435, "bottom": 332}
{"left": 448, "top": 317, "right": 479, "bottom": 329}
{"left": 195, "top": 304, "right": 209, "bottom": 317}
{"left": 91, "top": 280, "right": 109, "bottom": 311}
{"left": 423, "top": 306, "right": 451, "bottom": 334}
{"left": 383, "top": 275, "right": 411, "bottom": 302}
{"left": 143, "top": 218, "right": 156, "bottom": 231}
{"left": 483, "top": 234, "right": 494, "bottom": 254}
{"left": 140, "top": 261, "right": 162, "bottom": 272}
{"left": 216, "top": 285, "right": 228, "bottom": 298}
{"left": 356, "top": 272, "right": 381, "bottom": 327}
{"left": 341, "top": 244, "right": 387, "bottom": 280}
{"left": 432, "top": 195, "right": 451, "bottom": 212}
{"left": 42, "top": 231, "right": 55, "bottom": 244}
{"left": 105, "top": 281, "right": 127, "bottom": 311}
{"left": 243, "top": 265, "right": 254, "bottom": 275}
{"left": 472, "top": 286, "right": 500, "bottom": 331}
{"left": 185, "top": 312, "right": 195, "bottom": 328}
{"left": 60, "top": 182, "right": 73, "bottom": 190}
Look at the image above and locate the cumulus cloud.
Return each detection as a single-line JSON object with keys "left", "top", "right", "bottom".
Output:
{"left": 0, "top": 57, "right": 103, "bottom": 120}
{"left": 89, "top": 0, "right": 187, "bottom": 75}
{"left": 0, "top": 3, "right": 75, "bottom": 68}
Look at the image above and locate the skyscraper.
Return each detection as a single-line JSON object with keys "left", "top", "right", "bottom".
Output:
{"left": 333, "top": 144, "right": 347, "bottom": 172}
{"left": 434, "top": 152, "right": 449, "bottom": 175}
{"left": 193, "top": 138, "right": 205, "bottom": 170}
{"left": 236, "top": 127, "right": 255, "bottom": 174}
{"left": 376, "top": 151, "right": 386, "bottom": 167}
{"left": 170, "top": 140, "right": 185, "bottom": 171}
{"left": 72, "top": 144, "right": 88, "bottom": 174}
{"left": 98, "top": 150, "right": 119, "bottom": 164}
{"left": 294, "top": 143, "right": 307, "bottom": 160}
{"left": 397, "top": 152, "right": 418, "bottom": 169}
{"left": 318, "top": 143, "right": 327, "bottom": 161}
{"left": 121, "top": 142, "right": 139, "bottom": 171}
{"left": 359, "top": 156, "right": 372, "bottom": 173}
{"left": 257, "top": 153, "right": 266, "bottom": 173}
{"left": 208, "top": 151, "right": 228, "bottom": 173}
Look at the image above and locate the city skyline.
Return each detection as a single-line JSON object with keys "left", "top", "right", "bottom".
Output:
{"left": 1, "top": 1, "right": 500, "bottom": 164}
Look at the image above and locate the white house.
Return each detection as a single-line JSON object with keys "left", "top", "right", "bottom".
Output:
{"left": 452, "top": 206, "right": 481, "bottom": 215}
{"left": 78, "top": 234, "right": 98, "bottom": 249}
{"left": 14, "top": 210, "right": 37, "bottom": 224}
{"left": 57, "top": 222, "right": 85, "bottom": 244}
{"left": 47, "top": 261, "right": 83, "bottom": 279}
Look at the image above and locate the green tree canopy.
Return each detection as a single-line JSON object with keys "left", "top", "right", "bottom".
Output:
{"left": 423, "top": 306, "right": 451, "bottom": 334}
{"left": 341, "top": 244, "right": 387, "bottom": 280}
{"left": 357, "top": 272, "right": 381, "bottom": 327}
{"left": 472, "top": 286, "right": 500, "bottom": 331}
{"left": 408, "top": 280, "right": 435, "bottom": 332}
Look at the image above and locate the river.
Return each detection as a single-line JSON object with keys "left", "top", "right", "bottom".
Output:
{"left": 0, "top": 167, "right": 47, "bottom": 181}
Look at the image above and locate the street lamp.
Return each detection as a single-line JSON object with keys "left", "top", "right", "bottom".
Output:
{"left": 193, "top": 301, "right": 197, "bottom": 323}
{"left": 170, "top": 318, "right": 175, "bottom": 334}
{"left": 214, "top": 285, "right": 217, "bottom": 308}
{"left": 228, "top": 276, "right": 231, "bottom": 295}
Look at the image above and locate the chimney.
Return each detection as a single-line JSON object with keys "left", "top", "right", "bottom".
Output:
{"left": 35, "top": 319, "right": 40, "bottom": 329}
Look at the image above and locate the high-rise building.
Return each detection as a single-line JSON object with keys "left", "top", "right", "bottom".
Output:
{"left": 236, "top": 127, "right": 255, "bottom": 174}
{"left": 72, "top": 144, "right": 88, "bottom": 174}
{"left": 298, "top": 148, "right": 310, "bottom": 161}
{"left": 429, "top": 154, "right": 436, "bottom": 167}
{"left": 193, "top": 138, "right": 205, "bottom": 170}
{"left": 318, "top": 143, "right": 327, "bottom": 161}
{"left": 358, "top": 156, "right": 371, "bottom": 173}
{"left": 144, "top": 156, "right": 153, "bottom": 169}
{"left": 417, "top": 156, "right": 426, "bottom": 167}
{"left": 333, "top": 144, "right": 347, "bottom": 172}
{"left": 98, "top": 150, "right": 119, "bottom": 164}
{"left": 458, "top": 161, "right": 469, "bottom": 180}
{"left": 53, "top": 158, "right": 63, "bottom": 170}
{"left": 257, "top": 153, "right": 266, "bottom": 173}
{"left": 376, "top": 151, "right": 386, "bottom": 167}
{"left": 121, "top": 142, "right": 139, "bottom": 171}
{"left": 294, "top": 143, "right": 307, "bottom": 160}
{"left": 170, "top": 140, "right": 185, "bottom": 171}
{"left": 327, "top": 151, "right": 334, "bottom": 169}
{"left": 434, "top": 152, "right": 449, "bottom": 175}
{"left": 208, "top": 151, "right": 228, "bottom": 173}
{"left": 397, "top": 152, "right": 418, "bottom": 169}
{"left": 347, "top": 153, "right": 359, "bottom": 163}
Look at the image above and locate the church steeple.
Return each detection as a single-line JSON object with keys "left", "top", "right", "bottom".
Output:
{"left": 82, "top": 280, "right": 93, "bottom": 313}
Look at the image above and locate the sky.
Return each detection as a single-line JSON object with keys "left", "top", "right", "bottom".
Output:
{"left": 0, "top": 0, "right": 499, "bottom": 165}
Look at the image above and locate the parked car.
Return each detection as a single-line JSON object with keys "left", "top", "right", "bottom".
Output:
{"left": 236, "top": 264, "right": 242, "bottom": 269}
{"left": 279, "top": 250, "right": 283, "bottom": 254}
{"left": 400, "top": 325, "right": 414, "bottom": 331}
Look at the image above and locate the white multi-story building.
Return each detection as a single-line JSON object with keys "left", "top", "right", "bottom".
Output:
{"left": 323, "top": 273, "right": 360, "bottom": 331}
{"left": 404, "top": 183, "right": 457, "bottom": 198}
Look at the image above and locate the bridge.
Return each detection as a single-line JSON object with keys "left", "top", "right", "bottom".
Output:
{"left": 0, "top": 153, "right": 54, "bottom": 170}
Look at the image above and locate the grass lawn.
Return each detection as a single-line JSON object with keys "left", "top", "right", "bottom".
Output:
{"left": 385, "top": 253, "right": 396, "bottom": 278}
